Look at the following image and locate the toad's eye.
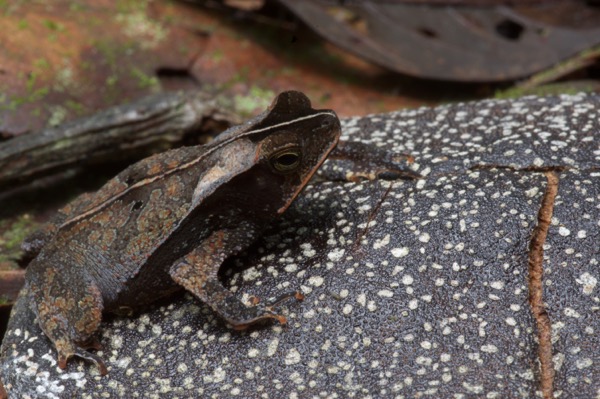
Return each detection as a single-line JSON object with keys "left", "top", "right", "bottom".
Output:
{"left": 270, "top": 148, "right": 301, "bottom": 173}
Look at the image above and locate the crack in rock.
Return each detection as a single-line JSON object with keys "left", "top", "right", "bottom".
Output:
{"left": 528, "top": 171, "right": 559, "bottom": 399}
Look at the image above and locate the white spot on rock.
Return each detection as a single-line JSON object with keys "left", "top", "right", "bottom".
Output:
{"left": 418, "top": 233, "right": 431, "bottom": 243}
{"left": 391, "top": 247, "right": 409, "bottom": 258}
{"left": 267, "top": 338, "right": 280, "bottom": 356}
{"left": 373, "top": 234, "right": 390, "bottom": 249}
{"left": 525, "top": 187, "right": 539, "bottom": 198}
{"left": 408, "top": 299, "right": 419, "bottom": 310}
{"left": 576, "top": 272, "right": 597, "bottom": 295}
{"left": 285, "top": 349, "right": 302, "bottom": 365}
{"left": 301, "top": 243, "right": 316, "bottom": 258}
{"left": 558, "top": 226, "right": 571, "bottom": 237}
{"left": 564, "top": 307, "right": 581, "bottom": 318}
{"left": 576, "top": 358, "right": 592, "bottom": 369}
{"left": 327, "top": 248, "right": 345, "bottom": 261}
{"left": 177, "top": 363, "right": 188, "bottom": 373}
{"left": 357, "top": 293, "right": 367, "bottom": 307}
{"left": 402, "top": 275, "right": 414, "bottom": 285}
{"left": 481, "top": 344, "right": 498, "bottom": 353}
{"left": 308, "top": 276, "right": 324, "bottom": 287}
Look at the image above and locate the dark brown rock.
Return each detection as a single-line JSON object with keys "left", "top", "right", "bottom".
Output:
{"left": 2, "top": 93, "right": 598, "bottom": 398}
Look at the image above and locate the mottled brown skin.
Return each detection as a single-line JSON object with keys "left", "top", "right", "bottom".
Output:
{"left": 24, "top": 91, "right": 341, "bottom": 375}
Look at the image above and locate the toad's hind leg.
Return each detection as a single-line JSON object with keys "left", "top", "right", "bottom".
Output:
{"left": 28, "top": 267, "right": 107, "bottom": 375}
{"left": 22, "top": 193, "right": 96, "bottom": 260}
{"left": 170, "top": 229, "right": 303, "bottom": 329}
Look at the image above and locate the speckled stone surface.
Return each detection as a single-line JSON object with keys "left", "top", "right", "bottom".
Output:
{"left": 542, "top": 169, "right": 599, "bottom": 397}
{"left": 1, "top": 93, "right": 599, "bottom": 398}
{"left": 325, "top": 94, "right": 599, "bottom": 178}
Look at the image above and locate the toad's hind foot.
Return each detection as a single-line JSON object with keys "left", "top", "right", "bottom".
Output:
{"left": 228, "top": 291, "right": 305, "bottom": 331}
{"left": 56, "top": 341, "right": 108, "bottom": 376}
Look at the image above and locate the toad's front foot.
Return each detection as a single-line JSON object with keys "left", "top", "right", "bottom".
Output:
{"left": 322, "top": 141, "right": 422, "bottom": 182}
{"left": 225, "top": 291, "right": 305, "bottom": 330}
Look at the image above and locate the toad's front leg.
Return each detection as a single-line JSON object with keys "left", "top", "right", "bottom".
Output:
{"left": 170, "top": 229, "right": 302, "bottom": 328}
{"left": 321, "top": 141, "right": 421, "bottom": 182}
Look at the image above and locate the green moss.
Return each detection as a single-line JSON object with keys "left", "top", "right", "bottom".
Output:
{"left": 0, "top": 85, "right": 49, "bottom": 112}
{"left": 115, "top": 7, "right": 166, "bottom": 49}
{"left": 48, "top": 105, "right": 68, "bottom": 127}
{"left": 43, "top": 19, "right": 66, "bottom": 41}
{"left": 3, "top": 58, "right": 51, "bottom": 109}
{"left": 106, "top": 75, "right": 118, "bottom": 87}
{"left": 0, "top": 0, "right": 26, "bottom": 15}
{"left": 178, "top": 44, "right": 191, "bottom": 56}
{"left": 93, "top": 39, "right": 119, "bottom": 69}
{"left": 65, "top": 99, "right": 87, "bottom": 115}
{"left": 56, "top": 65, "right": 74, "bottom": 91}
{"left": 229, "top": 66, "right": 250, "bottom": 86}
{"left": 130, "top": 67, "right": 160, "bottom": 90}
{"left": 25, "top": 71, "right": 38, "bottom": 91}
{"left": 496, "top": 45, "right": 600, "bottom": 99}
{"left": 33, "top": 58, "right": 50, "bottom": 70}
{"left": 43, "top": 19, "right": 65, "bottom": 32}
{"left": 233, "top": 86, "right": 275, "bottom": 117}
{"left": 49, "top": 136, "right": 75, "bottom": 150}
{"left": 29, "top": 86, "right": 49, "bottom": 102}
{"left": 69, "top": 2, "right": 83, "bottom": 11}
{"left": 90, "top": 39, "right": 135, "bottom": 102}
{"left": 280, "top": 67, "right": 296, "bottom": 77}
{"left": 115, "top": 0, "right": 148, "bottom": 13}
{"left": 211, "top": 49, "right": 224, "bottom": 63}
{"left": 0, "top": 215, "right": 38, "bottom": 264}
{"left": 495, "top": 83, "right": 594, "bottom": 99}
{"left": 93, "top": 38, "right": 161, "bottom": 96}
{"left": 20, "top": 63, "right": 50, "bottom": 103}
{"left": 80, "top": 60, "right": 93, "bottom": 71}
